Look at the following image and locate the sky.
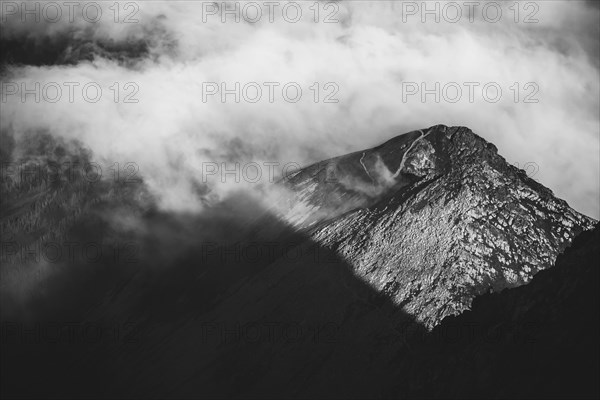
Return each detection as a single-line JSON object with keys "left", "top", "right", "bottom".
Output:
{"left": 1, "top": 0, "right": 599, "bottom": 218}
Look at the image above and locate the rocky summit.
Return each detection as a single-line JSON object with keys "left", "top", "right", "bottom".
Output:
{"left": 280, "top": 125, "right": 596, "bottom": 329}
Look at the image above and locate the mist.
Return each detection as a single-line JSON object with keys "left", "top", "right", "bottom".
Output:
{"left": 1, "top": 0, "right": 598, "bottom": 218}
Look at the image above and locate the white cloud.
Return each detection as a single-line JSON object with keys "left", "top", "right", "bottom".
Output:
{"left": 1, "top": 0, "right": 598, "bottom": 217}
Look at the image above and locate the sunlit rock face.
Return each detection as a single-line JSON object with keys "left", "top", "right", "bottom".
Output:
{"left": 279, "top": 125, "right": 596, "bottom": 329}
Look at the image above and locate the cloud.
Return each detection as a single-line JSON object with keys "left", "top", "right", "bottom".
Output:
{"left": 1, "top": 0, "right": 598, "bottom": 218}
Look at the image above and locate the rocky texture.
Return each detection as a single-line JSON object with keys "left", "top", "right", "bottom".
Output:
{"left": 403, "top": 223, "right": 600, "bottom": 398}
{"left": 280, "top": 125, "right": 596, "bottom": 328}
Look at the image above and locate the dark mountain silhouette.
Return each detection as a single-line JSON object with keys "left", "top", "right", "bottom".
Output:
{"left": 0, "top": 184, "right": 421, "bottom": 398}
{"left": 1, "top": 127, "right": 597, "bottom": 398}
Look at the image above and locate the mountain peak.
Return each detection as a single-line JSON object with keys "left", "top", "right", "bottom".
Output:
{"left": 279, "top": 125, "right": 595, "bottom": 328}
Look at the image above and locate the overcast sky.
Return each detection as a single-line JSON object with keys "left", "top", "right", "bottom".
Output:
{"left": 1, "top": 0, "right": 598, "bottom": 218}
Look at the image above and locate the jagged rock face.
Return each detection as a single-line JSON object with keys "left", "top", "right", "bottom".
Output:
{"left": 407, "top": 225, "right": 600, "bottom": 398}
{"left": 280, "top": 125, "right": 596, "bottom": 329}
